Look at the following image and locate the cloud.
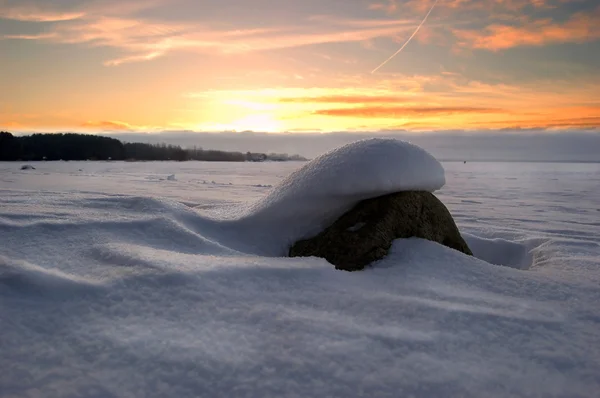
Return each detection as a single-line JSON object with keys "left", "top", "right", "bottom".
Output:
{"left": 373, "top": 0, "right": 557, "bottom": 14}
{"left": 68, "top": 18, "right": 415, "bottom": 65}
{"left": 3, "top": 0, "right": 599, "bottom": 135}
{"left": 183, "top": 73, "right": 599, "bottom": 131}
{"left": 365, "top": 0, "right": 600, "bottom": 52}
{"left": 1, "top": 121, "right": 25, "bottom": 129}
{"left": 470, "top": 116, "right": 600, "bottom": 129}
{"left": 0, "top": 6, "right": 84, "bottom": 22}
{"left": 314, "top": 106, "right": 504, "bottom": 118}
{"left": 368, "top": 0, "right": 400, "bottom": 15}
{"left": 81, "top": 120, "right": 136, "bottom": 131}
{"left": 454, "top": 7, "right": 600, "bottom": 50}
{"left": 3, "top": 0, "right": 598, "bottom": 67}
{"left": 1, "top": 33, "right": 57, "bottom": 40}
{"left": 280, "top": 95, "right": 411, "bottom": 104}
{"left": 104, "top": 51, "right": 164, "bottom": 66}
{"left": 0, "top": 0, "right": 422, "bottom": 66}
{"left": 308, "top": 14, "right": 415, "bottom": 28}
{"left": 446, "top": 0, "right": 554, "bottom": 11}
{"left": 0, "top": 0, "right": 164, "bottom": 21}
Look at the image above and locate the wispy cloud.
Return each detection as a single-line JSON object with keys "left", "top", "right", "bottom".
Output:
{"left": 2, "top": 0, "right": 599, "bottom": 132}
{"left": 374, "top": 0, "right": 558, "bottom": 14}
{"left": 314, "top": 106, "right": 504, "bottom": 118}
{"left": 454, "top": 7, "right": 600, "bottom": 50}
{"left": 0, "top": 6, "right": 84, "bottom": 22}
{"left": 1, "top": 33, "right": 57, "bottom": 40}
{"left": 16, "top": 18, "right": 415, "bottom": 66}
{"left": 366, "top": 0, "right": 600, "bottom": 52}
{"left": 4, "top": 0, "right": 598, "bottom": 66}
{"left": 191, "top": 71, "right": 600, "bottom": 111}
{"left": 279, "top": 95, "right": 411, "bottom": 104}
{"left": 469, "top": 115, "right": 600, "bottom": 129}
{"left": 368, "top": 0, "right": 400, "bottom": 15}
{"left": 82, "top": 120, "right": 135, "bottom": 131}
{"left": 0, "top": 0, "right": 165, "bottom": 21}
{"left": 0, "top": 1, "right": 420, "bottom": 66}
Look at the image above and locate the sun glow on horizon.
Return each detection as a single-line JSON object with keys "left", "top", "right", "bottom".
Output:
{"left": 1, "top": 0, "right": 599, "bottom": 133}
{"left": 226, "top": 113, "right": 283, "bottom": 133}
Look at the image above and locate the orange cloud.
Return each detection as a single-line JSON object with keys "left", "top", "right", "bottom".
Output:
{"left": 280, "top": 95, "right": 411, "bottom": 104}
{"left": 81, "top": 120, "right": 135, "bottom": 131}
{"left": 366, "top": 0, "right": 593, "bottom": 50}
{"left": 1, "top": 121, "right": 25, "bottom": 129}
{"left": 103, "top": 51, "right": 164, "bottom": 66}
{"left": 186, "top": 72, "right": 599, "bottom": 131}
{"left": 454, "top": 8, "right": 600, "bottom": 50}
{"left": 314, "top": 106, "right": 504, "bottom": 118}
{"left": 470, "top": 116, "right": 600, "bottom": 129}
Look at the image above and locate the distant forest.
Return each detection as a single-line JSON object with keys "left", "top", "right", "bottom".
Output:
{"left": 0, "top": 132, "right": 306, "bottom": 162}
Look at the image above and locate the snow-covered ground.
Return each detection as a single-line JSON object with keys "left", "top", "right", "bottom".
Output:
{"left": 1, "top": 149, "right": 600, "bottom": 397}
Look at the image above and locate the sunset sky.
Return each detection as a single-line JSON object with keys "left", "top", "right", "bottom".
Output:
{"left": 1, "top": 0, "right": 599, "bottom": 133}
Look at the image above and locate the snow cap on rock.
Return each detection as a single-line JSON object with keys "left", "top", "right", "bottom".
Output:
{"left": 240, "top": 138, "right": 446, "bottom": 254}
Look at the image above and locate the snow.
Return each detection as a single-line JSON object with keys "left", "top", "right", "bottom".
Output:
{"left": 463, "top": 233, "right": 549, "bottom": 270}
{"left": 1, "top": 155, "right": 600, "bottom": 398}
{"left": 257, "top": 138, "right": 446, "bottom": 199}
{"left": 230, "top": 138, "right": 446, "bottom": 255}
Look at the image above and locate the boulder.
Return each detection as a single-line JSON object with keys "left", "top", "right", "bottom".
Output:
{"left": 20, "top": 164, "right": 35, "bottom": 170}
{"left": 289, "top": 191, "right": 472, "bottom": 271}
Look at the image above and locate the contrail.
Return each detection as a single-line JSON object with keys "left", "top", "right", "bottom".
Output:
{"left": 371, "top": 0, "right": 439, "bottom": 74}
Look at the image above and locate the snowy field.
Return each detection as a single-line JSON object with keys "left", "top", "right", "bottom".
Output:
{"left": 1, "top": 148, "right": 600, "bottom": 397}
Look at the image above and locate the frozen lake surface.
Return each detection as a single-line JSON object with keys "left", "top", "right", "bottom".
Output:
{"left": 1, "top": 158, "right": 600, "bottom": 398}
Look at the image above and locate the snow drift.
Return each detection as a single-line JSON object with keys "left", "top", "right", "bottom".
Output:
{"left": 1, "top": 144, "right": 600, "bottom": 398}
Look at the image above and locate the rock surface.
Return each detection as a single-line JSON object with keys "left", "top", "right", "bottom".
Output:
{"left": 289, "top": 191, "right": 472, "bottom": 271}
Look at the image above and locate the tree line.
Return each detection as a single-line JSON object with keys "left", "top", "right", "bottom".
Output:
{"left": 0, "top": 132, "right": 306, "bottom": 162}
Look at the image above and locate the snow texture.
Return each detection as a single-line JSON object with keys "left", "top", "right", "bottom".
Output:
{"left": 1, "top": 151, "right": 600, "bottom": 398}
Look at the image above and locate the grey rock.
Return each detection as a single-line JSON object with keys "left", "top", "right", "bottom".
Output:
{"left": 289, "top": 191, "right": 472, "bottom": 271}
